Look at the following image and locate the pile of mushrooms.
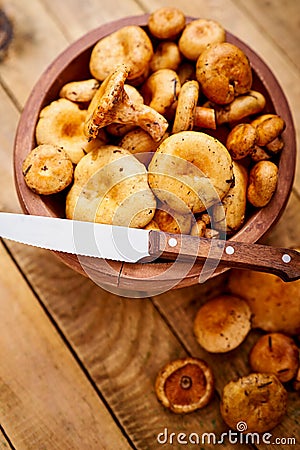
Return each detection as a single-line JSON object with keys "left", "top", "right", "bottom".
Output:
{"left": 23, "top": 6, "right": 286, "bottom": 238}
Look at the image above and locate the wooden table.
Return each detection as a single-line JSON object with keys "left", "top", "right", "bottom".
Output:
{"left": 0, "top": 1, "right": 299, "bottom": 449}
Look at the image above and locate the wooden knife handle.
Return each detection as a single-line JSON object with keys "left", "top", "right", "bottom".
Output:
{"left": 148, "top": 230, "right": 300, "bottom": 282}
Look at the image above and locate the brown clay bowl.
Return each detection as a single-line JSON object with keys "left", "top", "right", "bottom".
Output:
{"left": 14, "top": 14, "right": 296, "bottom": 294}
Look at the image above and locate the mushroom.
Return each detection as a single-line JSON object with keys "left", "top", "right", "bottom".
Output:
{"left": 142, "top": 69, "right": 181, "bottom": 115}
{"left": 220, "top": 373, "right": 288, "bottom": 433}
{"left": 148, "top": 7, "right": 186, "bottom": 40}
{"left": 155, "top": 357, "right": 214, "bottom": 413}
{"left": 227, "top": 268, "right": 300, "bottom": 335}
{"left": 172, "top": 80, "right": 216, "bottom": 134}
{"left": 150, "top": 41, "right": 182, "bottom": 72}
{"left": 35, "top": 98, "right": 106, "bottom": 164}
{"left": 148, "top": 131, "right": 233, "bottom": 214}
{"left": 152, "top": 206, "right": 192, "bottom": 235}
{"left": 84, "top": 65, "right": 168, "bottom": 142}
{"left": 249, "top": 333, "right": 299, "bottom": 383}
{"left": 196, "top": 42, "right": 252, "bottom": 104}
{"left": 66, "top": 145, "right": 156, "bottom": 228}
{"left": 177, "top": 61, "right": 196, "bottom": 85}
{"left": 216, "top": 161, "right": 248, "bottom": 234}
{"left": 205, "top": 90, "right": 266, "bottom": 125}
{"left": 193, "top": 294, "right": 252, "bottom": 353}
{"left": 293, "top": 367, "right": 300, "bottom": 391}
{"left": 226, "top": 123, "right": 258, "bottom": 160}
{"left": 247, "top": 160, "right": 278, "bottom": 207}
{"left": 22, "top": 144, "right": 73, "bottom": 195}
{"left": 190, "top": 218, "right": 207, "bottom": 237}
{"left": 251, "top": 113, "right": 285, "bottom": 153}
{"left": 179, "top": 18, "right": 226, "bottom": 61}
{"left": 89, "top": 25, "right": 153, "bottom": 82}
{"left": 119, "top": 129, "right": 168, "bottom": 155}
{"left": 59, "top": 78, "right": 100, "bottom": 103}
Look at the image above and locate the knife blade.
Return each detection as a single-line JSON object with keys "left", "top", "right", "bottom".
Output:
{"left": 0, "top": 212, "right": 299, "bottom": 282}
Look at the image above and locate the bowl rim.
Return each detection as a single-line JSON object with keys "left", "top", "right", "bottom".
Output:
{"left": 13, "top": 14, "right": 296, "bottom": 291}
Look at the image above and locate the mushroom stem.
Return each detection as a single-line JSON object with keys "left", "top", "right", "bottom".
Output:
{"left": 111, "top": 99, "right": 169, "bottom": 142}
{"left": 194, "top": 106, "right": 216, "bottom": 129}
{"left": 84, "top": 65, "right": 168, "bottom": 142}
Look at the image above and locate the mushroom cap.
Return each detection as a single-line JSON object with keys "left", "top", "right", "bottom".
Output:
{"left": 153, "top": 206, "right": 192, "bottom": 235}
{"left": 35, "top": 98, "right": 104, "bottom": 164}
{"left": 251, "top": 113, "right": 286, "bottom": 146}
{"left": 219, "top": 161, "right": 248, "bottom": 233}
{"left": 155, "top": 357, "right": 214, "bottom": 413}
{"left": 150, "top": 41, "right": 182, "bottom": 72}
{"left": 66, "top": 145, "right": 156, "bottom": 228}
{"left": 249, "top": 333, "right": 299, "bottom": 383}
{"left": 22, "top": 144, "right": 73, "bottom": 195}
{"left": 196, "top": 42, "right": 252, "bottom": 104}
{"left": 90, "top": 25, "right": 153, "bottom": 81}
{"left": 142, "top": 68, "right": 181, "bottom": 115}
{"left": 247, "top": 160, "right": 278, "bottom": 207}
{"left": 193, "top": 294, "right": 252, "bottom": 353}
{"left": 59, "top": 78, "right": 100, "bottom": 103}
{"left": 148, "top": 7, "right": 186, "bottom": 40}
{"left": 220, "top": 373, "right": 288, "bottom": 433}
{"left": 226, "top": 123, "right": 258, "bottom": 160}
{"left": 148, "top": 131, "right": 233, "bottom": 214}
{"left": 179, "top": 18, "right": 226, "bottom": 61}
{"left": 227, "top": 269, "right": 300, "bottom": 335}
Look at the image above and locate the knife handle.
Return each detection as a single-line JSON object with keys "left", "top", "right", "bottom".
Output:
{"left": 148, "top": 230, "right": 300, "bottom": 282}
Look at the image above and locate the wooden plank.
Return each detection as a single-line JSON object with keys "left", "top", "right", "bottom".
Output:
{"left": 0, "top": 0, "right": 68, "bottom": 107}
{"left": 0, "top": 86, "right": 21, "bottom": 213}
{"left": 3, "top": 239, "right": 251, "bottom": 450}
{"left": 0, "top": 431, "right": 12, "bottom": 450}
{"left": 41, "top": 0, "right": 145, "bottom": 41}
{"left": 0, "top": 242, "right": 131, "bottom": 450}
{"left": 235, "top": 0, "right": 300, "bottom": 72}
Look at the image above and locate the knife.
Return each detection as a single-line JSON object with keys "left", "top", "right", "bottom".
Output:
{"left": 0, "top": 212, "right": 299, "bottom": 282}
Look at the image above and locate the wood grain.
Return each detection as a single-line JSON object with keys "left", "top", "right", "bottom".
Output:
{"left": 0, "top": 1, "right": 299, "bottom": 449}
{"left": 0, "top": 242, "right": 131, "bottom": 450}
{"left": 2, "top": 240, "right": 251, "bottom": 450}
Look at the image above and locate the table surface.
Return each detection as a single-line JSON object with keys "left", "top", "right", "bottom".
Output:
{"left": 0, "top": 0, "right": 299, "bottom": 449}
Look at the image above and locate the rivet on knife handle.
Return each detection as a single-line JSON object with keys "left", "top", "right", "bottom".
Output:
{"left": 148, "top": 230, "right": 300, "bottom": 282}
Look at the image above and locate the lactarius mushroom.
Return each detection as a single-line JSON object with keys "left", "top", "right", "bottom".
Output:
{"left": 220, "top": 373, "right": 288, "bottom": 433}
{"left": 247, "top": 160, "right": 278, "bottom": 207}
{"left": 35, "top": 98, "right": 105, "bottom": 164}
{"left": 89, "top": 26, "right": 153, "bottom": 82}
{"left": 172, "top": 80, "right": 216, "bottom": 134}
{"left": 148, "top": 131, "right": 233, "bottom": 214}
{"left": 59, "top": 79, "right": 100, "bottom": 103}
{"left": 155, "top": 357, "right": 214, "bottom": 413}
{"left": 150, "top": 42, "right": 182, "bottom": 72}
{"left": 179, "top": 19, "right": 225, "bottom": 61}
{"left": 227, "top": 269, "right": 300, "bottom": 335}
{"left": 226, "top": 123, "right": 258, "bottom": 160}
{"left": 22, "top": 144, "right": 73, "bottom": 195}
{"left": 216, "top": 161, "right": 248, "bottom": 233}
{"left": 142, "top": 69, "right": 181, "bottom": 115}
{"left": 249, "top": 333, "right": 299, "bottom": 383}
{"left": 66, "top": 145, "right": 156, "bottom": 228}
{"left": 196, "top": 42, "right": 252, "bottom": 104}
{"left": 148, "top": 7, "right": 186, "bottom": 40}
{"left": 251, "top": 113, "right": 285, "bottom": 153}
{"left": 152, "top": 206, "right": 192, "bottom": 235}
{"left": 84, "top": 65, "right": 168, "bottom": 142}
{"left": 193, "top": 295, "right": 251, "bottom": 353}
{"left": 205, "top": 90, "right": 266, "bottom": 125}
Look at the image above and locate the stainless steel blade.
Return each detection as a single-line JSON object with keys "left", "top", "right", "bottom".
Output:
{"left": 0, "top": 213, "right": 150, "bottom": 262}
